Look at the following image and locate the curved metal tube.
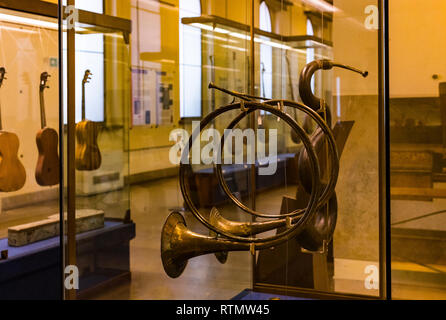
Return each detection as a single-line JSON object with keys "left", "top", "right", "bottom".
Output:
{"left": 179, "top": 101, "right": 321, "bottom": 244}
{"left": 209, "top": 207, "right": 304, "bottom": 237}
{"left": 161, "top": 61, "right": 365, "bottom": 279}
{"left": 209, "top": 193, "right": 337, "bottom": 256}
{"left": 208, "top": 82, "right": 269, "bottom": 102}
{"left": 215, "top": 98, "right": 339, "bottom": 217}
{"left": 299, "top": 60, "right": 368, "bottom": 113}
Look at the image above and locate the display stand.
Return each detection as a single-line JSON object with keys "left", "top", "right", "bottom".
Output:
{"left": 0, "top": 219, "right": 135, "bottom": 300}
{"left": 254, "top": 121, "right": 354, "bottom": 296}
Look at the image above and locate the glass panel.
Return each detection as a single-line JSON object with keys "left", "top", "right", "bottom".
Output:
{"left": 179, "top": 0, "right": 202, "bottom": 118}
{"left": 251, "top": 0, "right": 382, "bottom": 298}
{"left": 66, "top": 0, "right": 384, "bottom": 300}
{"left": 0, "top": 7, "right": 62, "bottom": 299}
{"left": 90, "top": 0, "right": 254, "bottom": 300}
{"left": 62, "top": 0, "right": 132, "bottom": 299}
{"left": 390, "top": 0, "right": 446, "bottom": 300}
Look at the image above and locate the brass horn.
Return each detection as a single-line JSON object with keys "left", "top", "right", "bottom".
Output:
{"left": 209, "top": 207, "right": 302, "bottom": 264}
{"left": 209, "top": 207, "right": 302, "bottom": 237}
{"left": 160, "top": 59, "right": 362, "bottom": 279}
{"left": 208, "top": 195, "right": 337, "bottom": 264}
{"left": 161, "top": 211, "right": 251, "bottom": 278}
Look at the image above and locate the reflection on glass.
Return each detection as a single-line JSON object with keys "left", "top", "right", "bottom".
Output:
{"left": 390, "top": 0, "right": 446, "bottom": 300}
{"left": 179, "top": 0, "right": 202, "bottom": 118}
{"left": 0, "top": 8, "right": 61, "bottom": 299}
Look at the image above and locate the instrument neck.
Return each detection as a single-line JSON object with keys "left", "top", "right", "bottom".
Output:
{"left": 0, "top": 98, "right": 2, "bottom": 131}
{"left": 82, "top": 83, "right": 86, "bottom": 121}
{"left": 39, "top": 89, "right": 47, "bottom": 129}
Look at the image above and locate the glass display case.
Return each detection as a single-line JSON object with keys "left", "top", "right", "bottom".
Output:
{"left": 0, "top": 0, "right": 133, "bottom": 299}
{"left": 0, "top": 6, "right": 62, "bottom": 299}
{"left": 149, "top": 0, "right": 385, "bottom": 300}
{"left": 2, "top": 0, "right": 444, "bottom": 302}
{"left": 389, "top": 0, "right": 446, "bottom": 300}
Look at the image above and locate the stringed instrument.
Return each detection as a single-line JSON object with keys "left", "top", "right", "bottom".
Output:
{"left": 35, "top": 72, "right": 60, "bottom": 186}
{"left": 75, "top": 69, "right": 101, "bottom": 171}
{"left": 0, "top": 67, "right": 26, "bottom": 192}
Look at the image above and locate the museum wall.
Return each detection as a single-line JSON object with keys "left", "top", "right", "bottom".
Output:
{"left": 120, "top": 0, "right": 313, "bottom": 181}
{"left": 331, "top": 0, "right": 380, "bottom": 296}
{"left": 0, "top": 23, "right": 60, "bottom": 210}
{"left": 36, "top": 0, "right": 319, "bottom": 183}
{"left": 389, "top": 0, "right": 446, "bottom": 98}
{"left": 0, "top": 0, "right": 132, "bottom": 210}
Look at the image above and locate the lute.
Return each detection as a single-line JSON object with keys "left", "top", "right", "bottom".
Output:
{"left": 35, "top": 72, "right": 60, "bottom": 186}
{"left": 0, "top": 67, "right": 26, "bottom": 192}
{"left": 75, "top": 69, "right": 101, "bottom": 171}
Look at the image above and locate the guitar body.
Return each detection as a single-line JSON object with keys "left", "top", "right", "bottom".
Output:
{"left": 75, "top": 120, "right": 101, "bottom": 171}
{"left": 0, "top": 131, "right": 26, "bottom": 192}
{"left": 36, "top": 127, "right": 60, "bottom": 186}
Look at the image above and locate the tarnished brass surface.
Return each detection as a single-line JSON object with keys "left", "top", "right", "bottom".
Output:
{"left": 160, "top": 60, "right": 368, "bottom": 279}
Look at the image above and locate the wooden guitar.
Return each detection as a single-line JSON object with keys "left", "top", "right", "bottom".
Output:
{"left": 35, "top": 72, "right": 60, "bottom": 186}
{"left": 75, "top": 69, "right": 101, "bottom": 171}
{"left": 0, "top": 67, "right": 26, "bottom": 192}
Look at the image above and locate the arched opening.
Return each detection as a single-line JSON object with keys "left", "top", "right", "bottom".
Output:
{"left": 306, "top": 18, "right": 315, "bottom": 92}
{"left": 259, "top": 1, "right": 272, "bottom": 99}
{"left": 179, "top": 0, "right": 202, "bottom": 118}
{"left": 63, "top": 0, "right": 104, "bottom": 123}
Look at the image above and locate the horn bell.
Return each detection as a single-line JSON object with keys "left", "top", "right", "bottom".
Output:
{"left": 161, "top": 211, "right": 249, "bottom": 278}
{"left": 161, "top": 212, "right": 189, "bottom": 278}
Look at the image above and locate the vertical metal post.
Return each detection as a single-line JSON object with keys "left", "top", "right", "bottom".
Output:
{"left": 57, "top": 0, "right": 65, "bottom": 300}
{"left": 66, "top": 0, "right": 77, "bottom": 300}
{"left": 378, "top": 0, "right": 390, "bottom": 300}
{"left": 249, "top": 0, "right": 256, "bottom": 211}
{"left": 249, "top": 0, "right": 257, "bottom": 291}
{"left": 58, "top": 0, "right": 65, "bottom": 300}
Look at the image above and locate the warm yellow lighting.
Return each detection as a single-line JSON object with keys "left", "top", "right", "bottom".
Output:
{"left": 0, "top": 12, "right": 58, "bottom": 30}
{"left": 221, "top": 44, "right": 247, "bottom": 53}
{"left": 188, "top": 22, "right": 330, "bottom": 59}
{"left": 202, "top": 65, "right": 240, "bottom": 73}
{"left": 299, "top": 0, "right": 339, "bottom": 13}
{"left": 159, "top": 59, "right": 176, "bottom": 64}
{"left": 213, "top": 27, "right": 229, "bottom": 34}
{"left": 0, "top": 25, "right": 38, "bottom": 34}
{"left": 0, "top": 12, "right": 89, "bottom": 33}
{"left": 190, "top": 23, "right": 213, "bottom": 32}
{"left": 137, "top": 0, "right": 178, "bottom": 12}
{"left": 228, "top": 32, "right": 250, "bottom": 41}
{"left": 202, "top": 33, "right": 237, "bottom": 44}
